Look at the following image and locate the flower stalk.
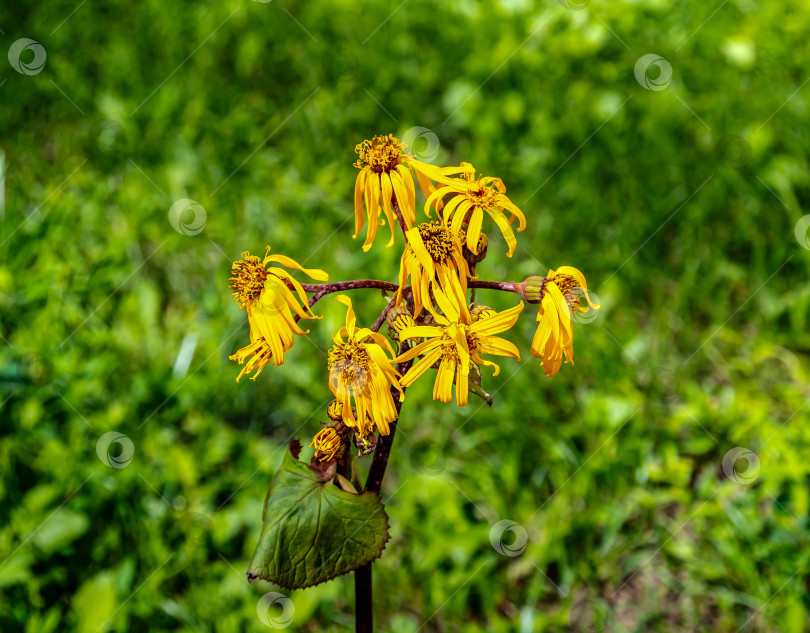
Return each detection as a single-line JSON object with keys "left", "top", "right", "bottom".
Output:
{"left": 231, "top": 132, "right": 597, "bottom": 633}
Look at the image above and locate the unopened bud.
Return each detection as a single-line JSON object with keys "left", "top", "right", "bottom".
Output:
{"left": 354, "top": 430, "right": 378, "bottom": 457}
{"left": 470, "top": 303, "right": 496, "bottom": 322}
{"left": 386, "top": 304, "right": 415, "bottom": 341}
{"left": 463, "top": 232, "right": 488, "bottom": 266}
{"left": 310, "top": 426, "right": 346, "bottom": 462}
{"left": 518, "top": 276, "right": 545, "bottom": 303}
{"left": 327, "top": 400, "right": 344, "bottom": 421}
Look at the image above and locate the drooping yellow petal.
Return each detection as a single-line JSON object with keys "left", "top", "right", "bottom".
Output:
{"left": 380, "top": 172, "right": 397, "bottom": 248}
{"left": 264, "top": 253, "right": 329, "bottom": 282}
{"left": 399, "top": 347, "right": 443, "bottom": 388}
{"left": 390, "top": 169, "right": 413, "bottom": 228}
{"left": 353, "top": 168, "right": 367, "bottom": 238}
{"left": 471, "top": 301, "right": 524, "bottom": 336}
{"left": 334, "top": 294, "right": 356, "bottom": 337}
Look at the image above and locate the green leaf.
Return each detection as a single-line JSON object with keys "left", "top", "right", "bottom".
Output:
{"left": 247, "top": 448, "right": 389, "bottom": 589}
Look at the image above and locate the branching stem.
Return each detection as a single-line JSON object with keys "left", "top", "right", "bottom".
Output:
{"left": 300, "top": 278, "right": 519, "bottom": 309}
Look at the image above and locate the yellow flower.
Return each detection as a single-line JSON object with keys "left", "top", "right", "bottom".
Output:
{"left": 395, "top": 295, "right": 524, "bottom": 406}
{"left": 229, "top": 248, "right": 328, "bottom": 380}
{"left": 310, "top": 427, "right": 345, "bottom": 462}
{"left": 327, "top": 295, "right": 404, "bottom": 436}
{"left": 425, "top": 163, "right": 526, "bottom": 257}
{"left": 529, "top": 266, "right": 599, "bottom": 377}
{"left": 353, "top": 134, "right": 468, "bottom": 252}
{"left": 394, "top": 221, "right": 471, "bottom": 318}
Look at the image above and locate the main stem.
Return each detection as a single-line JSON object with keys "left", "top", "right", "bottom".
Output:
{"left": 349, "top": 198, "right": 519, "bottom": 631}
{"left": 355, "top": 335, "right": 413, "bottom": 632}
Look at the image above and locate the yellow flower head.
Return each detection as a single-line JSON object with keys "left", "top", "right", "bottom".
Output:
{"left": 395, "top": 294, "right": 524, "bottom": 406}
{"left": 425, "top": 163, "right": 527, "bottom": 257}
{"left": 310, "top": 426, "right": 346, "bottom": 463}
{"left": 395, "top": 221, "right": 471, "bottom": 318}
{"left": 530, "top": 266, "right": 599, "bottom": 377}
{"left": 327, "top": 295, "right": 404, "bottom": 436}
{"left": 353, "top": 134, "right": 469, "bottom": 252}
{"left": 228, "top": 248, "right": 328, "bottom": 380}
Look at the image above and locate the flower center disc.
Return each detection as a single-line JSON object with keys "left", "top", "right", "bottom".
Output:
{"left": 230, "top": 253, "right": 269, "bottom": 309}
{"left": 354, "top": 134, "right": 402, "bottom": 173}
{"left": 418, "top": 222, "right": 456, "bottom": 263}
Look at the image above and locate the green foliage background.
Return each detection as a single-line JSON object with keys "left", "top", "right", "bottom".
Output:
{"left": 2, "top": 0, "right": 809, "bottom": 631}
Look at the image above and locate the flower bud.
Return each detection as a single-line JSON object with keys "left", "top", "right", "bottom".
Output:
{"left": 310, "top": 426, "right": 346, "bottom": 462}
{"left": 463, "top": 232, "right": 488, "bottom": 266}
{"left": 518, "top": 276, "right": 545, "bottom": 303}
{"left": 386, "top": 304, "right": 415, "bottom": 341}
{"left": 354, "top": 430, "right": 377, "bottom": 457}
{"left": 470, "top": 303, "right": 496, "bottom": 322}
{"left": 327, "top": 400, "right": 344, "bottom": 421}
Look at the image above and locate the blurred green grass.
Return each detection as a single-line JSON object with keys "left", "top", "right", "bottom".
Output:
{"left": 2, "top": 0, "right": 810, "bottom": 631}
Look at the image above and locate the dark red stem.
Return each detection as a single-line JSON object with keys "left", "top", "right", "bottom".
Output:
{"left": 355, "top": 340, "right": 413, "bottom": 632}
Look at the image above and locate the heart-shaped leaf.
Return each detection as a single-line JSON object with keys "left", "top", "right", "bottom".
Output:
{"left": 247, "top": 447, "right": 389, "bottom": 589}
